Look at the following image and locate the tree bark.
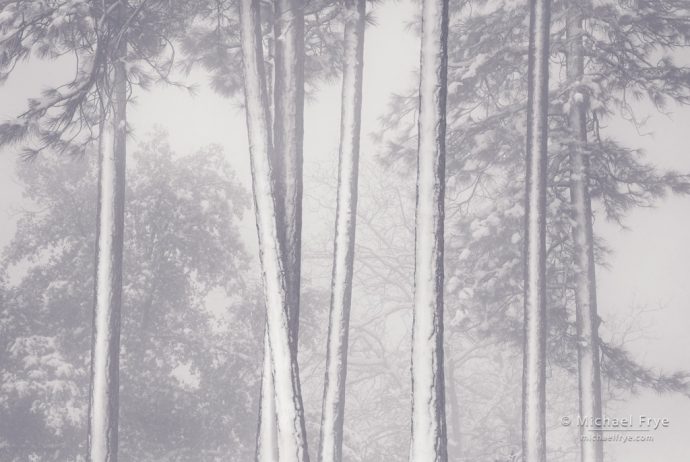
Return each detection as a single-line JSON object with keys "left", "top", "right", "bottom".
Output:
{"left": 318, "top": 1, "right": 366, "bottom": 461}
{"left": 239, "top": 1, "right": 310, "bottom": 461}
{"left": 409, "top": 0, "right": 449, "bottom": 460}
{"left": 256, "top": 332, "right": 280, "bottom": 462}
{"left": 566, "top": 4, "right": 604, "bottom": 462}
{"left": 256, "top": 1, "right": 305, "bottom": 460}
{"left": 273, "top": 0, "right": 305, "bottom": 341}
{"left": 87, "top": 3, "right": 127, "bottom": 460}
{"left": 522, "top": 0, "right": 551, "bottom": 459}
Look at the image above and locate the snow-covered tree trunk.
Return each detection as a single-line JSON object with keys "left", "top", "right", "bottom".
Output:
{"left": 273, "top": 0, "right": 305, "bottom": 340}
{"left": 522, "top": 0, "right": 551, "bottom": 459}
{"left": 256, "top": 331, "right": 280, "bottom": 462}
{"left": 87, "top": 4, "right": 127, "bottom": 460}
{"left": 239, "top": 0, "right": 310, "bottom": 461}
{"left": 409, "top": 0, "right": 449, "bottom": 460}
{"left": 318, "top": 1, "right": 366, "bottom": 461}
{"left": 256, "top": 1, "right": 305, "bottom": 460}
{"left": 566, "top": 4, "right": 604, "bottom": 462}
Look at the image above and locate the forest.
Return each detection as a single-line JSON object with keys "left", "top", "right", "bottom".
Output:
{"left": 0, "top": 0, "right": 689, "bottom": 461}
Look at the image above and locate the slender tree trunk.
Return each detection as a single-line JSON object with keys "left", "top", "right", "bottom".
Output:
{"left": 255, "top": 6, "right": 278, "bottom": 460}
{"left": 522, "top": 0, "right": 551, "bottom": 459}
{"left": 318, "top": 1, "right": 366, "bottom": 461}
{"left": 566, "top": 4, "right": 604, "bottom": 462}
{"left": 239, "top": 1, "right": 309, "bottom": 461}
{"left": 273, "top": 0, "right": 304, "bottom": 341}
{"left": 409, "top": 0, "right": 449, "bottom": 460}
{"left": 256, "top": 332, "right": 280, "bottom": 462}
{"left": 87, "top": 4, "right": 127, "bottom": 460}
{"left": 256, "top": 1, "right": 305, "bottom": 460}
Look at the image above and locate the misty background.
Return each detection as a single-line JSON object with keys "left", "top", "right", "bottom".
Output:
{"left": 1, "top": 0, "right": 689, "bottom": 460}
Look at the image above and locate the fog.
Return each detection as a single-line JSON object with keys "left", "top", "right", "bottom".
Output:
{"left": 1, "top": 0, "right": 689, "bottom": 461}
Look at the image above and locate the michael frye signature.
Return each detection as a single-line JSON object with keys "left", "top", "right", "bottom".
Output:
{"left": 560, "top": 415, "right": 670, "bottom": 431}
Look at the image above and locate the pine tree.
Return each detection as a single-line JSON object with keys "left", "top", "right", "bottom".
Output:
{"left": 0, "top": 0, "right": 194, "bottom": 155}
{"left": 238, "top": 0, "right": 310, "bottom": 460}
{"left": 176, "top": 4, "right": 344, "bottom": 459}
{"left": 180, "top": 0, "right": 343, "bottom": 99}
{"left": 0, "top": 2, "right": 200, "bottom": 459}
{"left": 565, "top": 2, "right": 603, "bottom": 461}
{"left": 522, "top": 0, "right": 551, "bottom": 459}
{"left": 86, "top": 2, "right": 128, "bottom": 460}
{"left": 380, "top": 0, "right": 690, "bottom": 458}
{"left": 256, "top": 1, "right": 306, "bottom": 460}
{"left": 272, "top": 0, "right": 305, "bottom": 338}
{"left": 409, "top": 0, "right": 450, "bottom": 460}
{"left": 318, "top": 1, "right": 366, "bottom": 460}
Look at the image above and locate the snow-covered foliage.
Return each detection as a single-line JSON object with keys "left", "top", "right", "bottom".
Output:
{"left": 0, "top": 131, "right": 259, "bottom": 460}
{"left": 181, "top": 0, "right": 344, "bottom": 98}
{"left": 376, "top": 0, "right": 690, "bottom": 459}
{"left": 0, "top": 0, "right": 196, "bottom": 157}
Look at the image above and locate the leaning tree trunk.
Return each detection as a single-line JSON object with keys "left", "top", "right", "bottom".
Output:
{"left": 87, "top": 4, "right": 127, "bottom": 461}
{"left": 256, "top": 332, "right": 280, "bottom": 462}
{"left": 239, "top": 1, "right": 310, "bottom": 461}
{"left": 566, "top": 4, "right": 604, "bottom": 462}
{"left": 522, "top": 0, "right": 551, "bottom": 459}
{"left": 409, "top": 0, "right": 449, "bottom": 460}
{"left": 318, "top": 1, "right": 366, "bottom": 461}
{"left": 273, "top": 0, "right": 305, "bottom": 342}
{"left": 255, "top": 1, "right": 305, "bottom": 460}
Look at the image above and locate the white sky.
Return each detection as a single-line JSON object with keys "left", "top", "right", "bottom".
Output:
{"left": 0, "top": 0, "right": 689, "bottom": 460}
{"left": 597, "top": 107, "right": 690, "bottom": 461}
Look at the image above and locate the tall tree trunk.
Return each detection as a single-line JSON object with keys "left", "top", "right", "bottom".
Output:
{"left": 87, "top": 4, "right": 127, "bottom": 460}
{"left": 522, "top": 0, "right": 551, "bottom": 459}
{"left": 273, "top": 0, "right": 304, "bottom": 341}
{"left": 239, "top": 1, "right": 310, "bottom": 461}
{"left": 566, "top": 4, "right": 604, "bottom": 462}
{"left": 256, "top": 332, "right": 280, "bottom": 462}
{"left": 255, "top": 6, "right": 278, "bottom": 460}
{"left": 409, "top": 0, "right": 449, "bottom": 460}
{"left": 256, "top": 1, "right": 305, "bottom": 460}
{"left": 318, "top": 1, "right": 366, "bottom": 461}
